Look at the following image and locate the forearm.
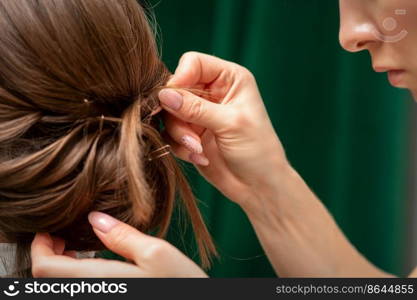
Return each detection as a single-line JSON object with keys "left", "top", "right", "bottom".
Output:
{"left": 241, "top": 164, "right": 394, "bottom": 277}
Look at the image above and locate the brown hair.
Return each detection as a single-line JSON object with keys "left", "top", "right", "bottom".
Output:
{"left": 0, "top": 0, "right": 215, "bottom": 277}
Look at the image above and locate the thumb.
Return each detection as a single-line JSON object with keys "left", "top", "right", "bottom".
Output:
{"left": 158, "top": 88, "right": 230, "bottom": 132}
{"left": 88, "top": 211, "right": 164, "bottom": 266}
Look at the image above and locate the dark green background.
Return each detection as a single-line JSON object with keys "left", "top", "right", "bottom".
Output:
{"left": 139, "top": 0, "right": 414, "bottom": 277}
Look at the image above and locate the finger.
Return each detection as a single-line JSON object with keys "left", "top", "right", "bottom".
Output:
{"left": 163, "top": 114, "right": 203, "bottom": 154}
{"left": 190, "top": 130, "right": 245, "bottom": 197}
{"left": 31, "top": 233, "right": 55, "bottom": 259}
{"left": 163, "top": 110, "right": 206, "bottom": 137}
{"left": 162, "top": 132, "right": 209, "bottom": 166}
{"left": 168, "top": 51, "right": 237, "bottom": 87}
{"left": 159, "top": 89, "right": 230, "bottom": 132}
{"left": 31, "top": 233, "right": 143, "bottom": 277}
{"left": 88, "top": 211, "right": 175, "bottom": 267}
{"left": 162, "top": 131, "right": 192, "bottom": 162}
{"left": 32, "top": 256, "right": 143, "bottom": 278}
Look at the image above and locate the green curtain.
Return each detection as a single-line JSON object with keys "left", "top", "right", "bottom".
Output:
{"left": 143, "top": 0, "right": 413, "bottom": 277}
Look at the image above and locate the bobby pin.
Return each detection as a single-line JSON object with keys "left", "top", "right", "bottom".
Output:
{"left": 96, "top": 115, "right": 123, "bottom": 132}
{"left": 148, "top": 145, "right": 171, "bottom": 161}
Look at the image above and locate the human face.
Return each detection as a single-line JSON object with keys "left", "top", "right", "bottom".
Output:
{"left": 339, "top": 0, "right": 417, "bottom": 98}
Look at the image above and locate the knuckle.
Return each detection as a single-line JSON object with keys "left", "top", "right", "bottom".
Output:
{"left": 238, "top": 66, "right": 255, "bottom": 82}
{"left": 186, "top": 98, "right": 204, "bottom": 121}
{"left": 180, "top": 51, "right": 199, "bottom": 63}
{"left": 228, "top": 108, "right": 252, "bottom": 128}
{"left": 142, "top": 240, "right": 171, "bottom": 261}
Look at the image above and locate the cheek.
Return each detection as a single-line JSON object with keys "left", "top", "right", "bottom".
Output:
{"left": 377, "top": 2, "right": 417, "bottom": 67}
{"left": 399, "top": 8, "right": 417, "bottom": 70}
{"left": 397, "top": 1, "right": 417, "bottom": 40}
{"left": 400, "top": 2, "right": 417, "bottom": 35}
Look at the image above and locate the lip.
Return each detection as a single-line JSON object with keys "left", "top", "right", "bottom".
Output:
{"left": 373, "top": 66, "right": 406, "bottom": 87}
{"left": 373, "top": 67, "right": 390, "bottom": 73}
{"left": 387, "top": 70, "right": 405, "bottom": 87}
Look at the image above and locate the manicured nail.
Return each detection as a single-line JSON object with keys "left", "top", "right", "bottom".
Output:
{"left": 88, "top": 211, "right": 120, "bottom": 233}
{"left": 158, "top": 89, "right": 183, "bottom": 111}
{"left": 181, "top": 135, "right": 203, "bottom": 154}
{"left": 189, "top": 153, "right": 210, "bottom": 166}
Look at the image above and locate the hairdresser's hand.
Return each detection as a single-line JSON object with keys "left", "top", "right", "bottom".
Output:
{"left": 159, "top": 52, "right": 287, "bottom": 206}
{"left": 30, "top": 212, "right": 207, "bottom": 278}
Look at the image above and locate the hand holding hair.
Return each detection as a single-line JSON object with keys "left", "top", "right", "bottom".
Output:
{"left": 159, "top": 52, "right": 408, "bottom": 278}
{"left": 30, "top": 212, "right": 207, "bottom": 278}
{"left": 160, "top": 52, "right": 288, "bottom": 207}
{"left": 29, "top": 50, "right": 417, "bottom": 278}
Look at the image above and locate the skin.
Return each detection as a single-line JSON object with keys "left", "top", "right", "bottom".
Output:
{"left": 339, "top": 0, "right": 417, "bottom": 96}
{"left": 31, "top": 0, "right": 417, "bottom": 277}
{"left": 31, "top": 212, "right": 206, "bottom": 277}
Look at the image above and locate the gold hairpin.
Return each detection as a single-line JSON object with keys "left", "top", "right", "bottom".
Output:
{"left": 148, "top": 145, "right": 171, "bottom": 161}
{"left": 94, "top": 115, "right": 122, "bottom": 132}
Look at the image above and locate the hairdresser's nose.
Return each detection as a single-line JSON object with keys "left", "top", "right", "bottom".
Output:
{"left": 339, "top": 1, "right": 378, "bottom": 53}
{"left": 339, "top": 21, "right": 379, "bottom": 52}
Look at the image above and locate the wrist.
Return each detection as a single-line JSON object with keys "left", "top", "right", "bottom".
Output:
{"left": 238, "top": 163, "right": 392, "bottom": 277}
{"left": 239, "top": 161, "right": 301, "bottom": 219}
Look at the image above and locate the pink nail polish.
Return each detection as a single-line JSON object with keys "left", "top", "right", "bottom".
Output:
{"left": 181, "top": 135, "right": 203, "bottom": 154}
{"left": 189, "top": 153, "right": 210, "bottom": 166}
{"left": 88, "top": 211, "right": 120, "bottom": 233}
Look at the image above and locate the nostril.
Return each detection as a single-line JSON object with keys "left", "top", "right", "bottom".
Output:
{"left": 339, "top": 22, "right": 379, "bottom": 52}
{"left": 339, "top": 36, "right": 361, "bottom": 53}
{"left": 340, "top": 35, "right": 377, "bottom": 52}
{"left": 340, "top": 39, "right": 374, "bottom": 53}
{"left": 356, "top": 40, "right": 368, "bottom": 49}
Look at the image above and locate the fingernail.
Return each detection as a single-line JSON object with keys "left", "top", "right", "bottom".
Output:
{"left": 189, "top": 153, "right": 210, "bottom": 166}
{"left": 181, "top": 135, "right": 203, "bottom": 154}
{"left": 158, "top": 89, "right": 183, "bottom": 111}
{"left": 88, "top": 211, "right": 120, "bottom": 233}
